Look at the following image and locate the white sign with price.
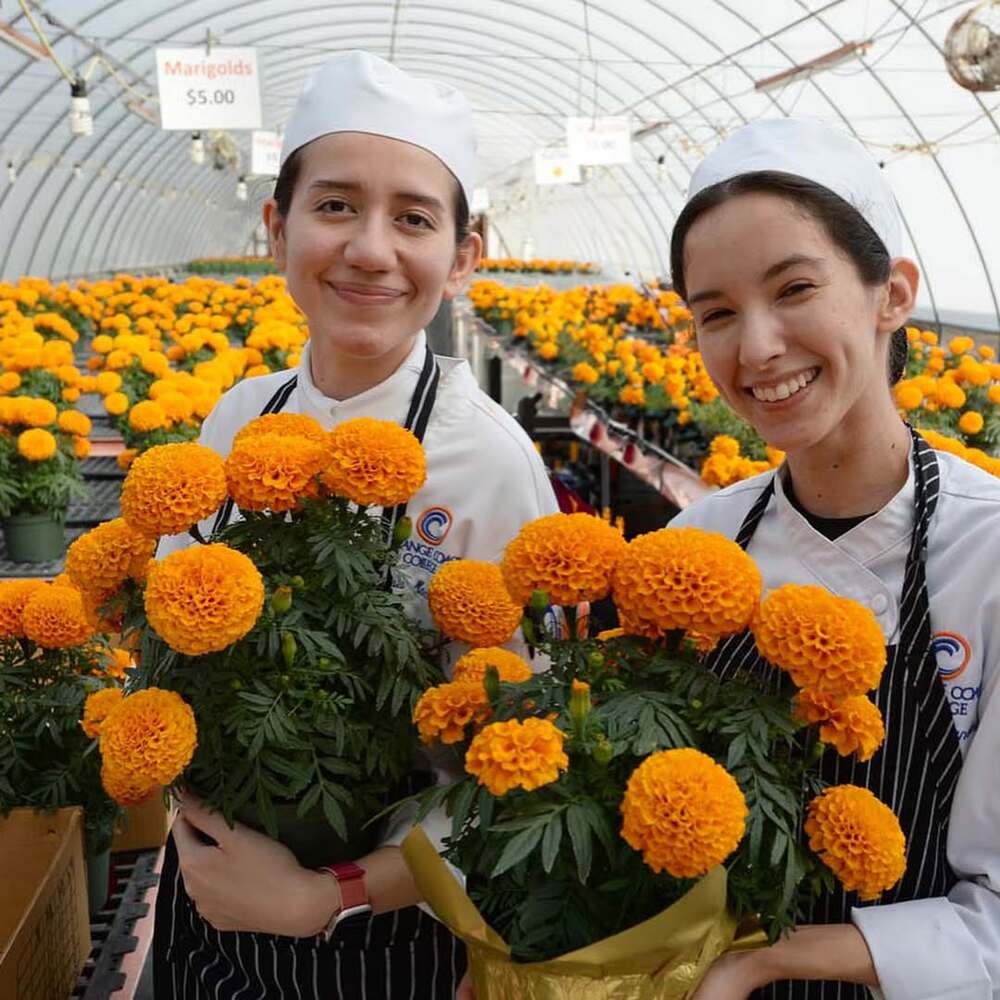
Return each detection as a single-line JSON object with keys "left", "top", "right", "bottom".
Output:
{"left": 251, "top": 131, "right": 283, "bottom": 176}
{"left": 155, "top": 47, "right": 263, "bottom": 130}
{"left": 534, "top": 148, "right": 581, "bottom": 185}
{"left": 566, "top": 116, "right": 632, "bottom": 166}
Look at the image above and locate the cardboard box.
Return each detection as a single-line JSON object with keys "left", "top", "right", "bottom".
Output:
{"left": 111, "top": 790, "right": 171, "bottom": 853}
{"left": 0, "top": 807, "right": 90, "bottom": 1000}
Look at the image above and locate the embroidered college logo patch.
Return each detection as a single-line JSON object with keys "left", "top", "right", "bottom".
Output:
{"left": 415, "top": 506, "right": 452, "bottom": 546}
{"left": 931, "top": 631, "right": 971, "bottom": 682}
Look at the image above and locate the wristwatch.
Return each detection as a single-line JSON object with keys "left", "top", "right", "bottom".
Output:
{"left": 317, "top": 861, "right": 371, "bottom": 942}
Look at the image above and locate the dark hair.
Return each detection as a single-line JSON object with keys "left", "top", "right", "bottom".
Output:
{"left": 669, "top": 170, "right": 909, "bottom": 384}
{"left": 273, "top": 145, "right": 471, "bottom": 244}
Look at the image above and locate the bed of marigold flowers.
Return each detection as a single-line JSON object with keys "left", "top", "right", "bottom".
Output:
{"left": 405, "top": 512, "right": 907, "bottom": 966}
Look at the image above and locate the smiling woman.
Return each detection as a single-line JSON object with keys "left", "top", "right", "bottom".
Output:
{"left": 667, "top": 119, "right": 1000, "bottom": 1000}
{"left": 151, "top": 50, "right": 559, "bottom": 1000}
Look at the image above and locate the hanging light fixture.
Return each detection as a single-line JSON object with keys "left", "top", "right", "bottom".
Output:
{"left": 236, "top": 176, "right": 248, "bottom": 201}
{"left": 190, "top": 131, "right": 205, "bottom": 165}
{"left": 6, "top": 161, "right": 16, "bottom": 183}
{"left": 69, "top": 77, "right": 92, "bottom": 137}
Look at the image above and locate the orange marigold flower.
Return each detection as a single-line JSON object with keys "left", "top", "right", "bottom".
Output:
{"left": 451, "top": 647, "right": 533, "bottom": 685}
{"left": 73, "top": 436, "right": 91, "bottom": 459}
{"left": 225, "top": 433, "right": 325, "bottom": 512}
{"left": 21, "top": 585, "right": 95, "bottom": 648}
{"left": 99, "top": 688, "right": 196, "bottom": 798}
{"left": 322, "top": 417, "right": 427, "bottom": 507}
{"left": 65, "top": 518, "right": 156, "bottom": 594}
{"left": 465, "top": 717, "right": 568, "bottom": 796}
{"left": 17, "top": 427, "right": 57, "bottom": 461}
{"left": 57, "top": 409, "right": 92, "bottom": 437}
{"left": 81, "top": 687, "right": 124, "bottom": 739}
{"left": 805, "top": 785, "right": 905, "bottom": 900}
{"left": 104, "top": 391, "right": 129, "bottom": 416}
{"left": 620, "top": 748, "right": 747, "bottom": 878}
{"left": 709, "top": 435, "right": 740, "bottom": 459}
{"left": 428, "top": 560, "right": 523, "bottom": 646}
{"left": 121, "top": 443, "right": 228, "bottom": 537}
{"left": 753, "top": 585, "right": 886, "bottom": 697}
{"left": 501, "top": 512, "right": 626, "bottom": 606}
{"left": 19, "top": 397, "right": 58, "bottom": 427}
{"left": 100, "top": 761, "right": 157, "bottom": 807}
{"left": 793, "top": 690, "right": 885, "bottom": 762}
{"left": 128, "top": 399, "right": 168, "bottom": 432}
{"left": 117, "top": 448, "right": 138, "bottom": 471}
{"left": 611, "top": 527, "right": 762, "bottom": 639}
{"left": 414, "top": 681, "right": 490, "bottom": 744}
{"left": 143, "top": 543, "right": 264, "bottom": 655}
{"left": 0, "top": 578, "right": 48, "bottom": 638}
{"left": 233, "top": 412, "right": 328, "bottom": 446}
{"left": 958, "top": 410, "right": 984, "bottom": 436}
{"left": 102, "top": 646, "right": 135, "bottom": 680}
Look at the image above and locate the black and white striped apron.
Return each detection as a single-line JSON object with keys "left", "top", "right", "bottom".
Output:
{"left": 707, "top": 430, "right": 963, "bottom": 1000}
{"left": 154, "top": 344, "right": 468, "bottom": 999}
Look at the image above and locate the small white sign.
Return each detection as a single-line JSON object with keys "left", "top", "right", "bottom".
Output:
{"left": 251, "top": 130, "right": 283, "bottom": 176}
{"left": 566, "top": 116, "right": 632, "bottom": 166}
{"left": 155, "top": 47, "right": 263, "bottom": 130}
{"left": 534, "top": 148, "right": 581, "bottom": 185}
{"left": 470, "top": 187, "right": 491, "bottom": 214}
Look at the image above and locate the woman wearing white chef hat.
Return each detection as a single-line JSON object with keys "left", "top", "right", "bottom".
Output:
{"left": 152, "top": 50, "right": 558, "bottom": 999}
{"left": 659, "top": 118, "right": 1000, "bottom": 1000}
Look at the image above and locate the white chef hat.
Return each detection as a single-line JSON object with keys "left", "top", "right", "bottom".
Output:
{"left": 279, "top": 50, "right": 476, "bottom": 207}
{"left": 687, "top": 118, "right": 903, "bottom": 257}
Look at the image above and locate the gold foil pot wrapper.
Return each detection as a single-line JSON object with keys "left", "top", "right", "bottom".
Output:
{"left": 402, "top": 826, "right": 765, "bottom": 1000}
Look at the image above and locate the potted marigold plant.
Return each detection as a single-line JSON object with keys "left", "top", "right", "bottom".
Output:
{"left": 0, "top": 577, "right": 138, "bottom": 913}
{"left": 67, "top": 412, "right": 442, "bottom": 866}
{"left": 0, "top": 394, "right": 89, "bottom": 561}
{"left": 402, "top": 514, "right": 904, "bottom": 999}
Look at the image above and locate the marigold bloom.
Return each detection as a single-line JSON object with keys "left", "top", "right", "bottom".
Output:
{"left": 17, "top": 427, "right": 57, "bottom": 461}
{"left": 65, "top": 518, "right": 156, "bottom": 593}
{"left": 709, "top": 435, "right": 741, "bottom": 459}
{"left": 128, "top": 399, "right": 168, "bottom": 432}
{"left": 233, "top": 412, "right": 328, "bottom": 445}
{"left": 0, "top": 578, "right": 48, "bottom": 638}
{"left": 465, "top": 717, "right": 568, "bottom": 796}
{"left": 501, "top": 512, "right": 626, "bottom": 606}
{"left": 414, "top": 681, "right": 490, "bottom": 744}
{"left": 95, "top": 371, "right": 123, "bottom": 395}
{"left": 99, "top": 687, "right": 197, "bottom": 790}
{"left": 620, "top": 748, "right": 747, "bottom": 878}
{"left": 321, "top": 417, "right": 427, "bottom": 507}
{"left": 104, "top": 391, "right": 129, "bottom": 416}
{"left": 612, "top": 527, "right": 761, "bottom": 639}
{"left": 793, "top": 690, "right": 885, "bottom": 761}
{"left": 572, "top": 362, "right": 599, "bottom": 385}
{"left": 428, "top": 560, "right": 522, "bottom": 646}
{"left": 451, "top": 647, "right": 533, "bottom": 685}
{"left": 81, "top": 687, "right": 124, "bottom": 739}
{"left": 805, "top": 785, "right": 905, "bottom": 900}
{"left": 143, "top": 543, "right": 264, "bottom": 655}
{"left": 958, "top": 410, "right": 984, "bottom": 436}
{"left": 894, "top": 382, "right": 923, "bottom": 411}
{"left": 121, "top": 443, "right": 228, "bottom": 536}
{"left": 225, "top": 433, "right": 325, "bottom": 512}
{"left": 19, "top": 397, "right": 58, "bottom": 427}
{"left": 57, "top": 409, "right": 92, "bottom": 437}
{"left": 753, "top": 585, "right": 886, "bottom": 697}
{"left": 100, "top": 761, "right": 158, "bottom": 807}
{"left": 102, "top": 646, "right": 135, "bottom": 680}
{"left": 22, "top": 585, "right": 95, "bottom": 648}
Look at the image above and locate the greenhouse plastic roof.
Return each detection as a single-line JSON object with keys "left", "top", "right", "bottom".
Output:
{"left": 1, "top": 0, "right": 998, "bottom": 330}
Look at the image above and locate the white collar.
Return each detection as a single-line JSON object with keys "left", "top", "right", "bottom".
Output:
{"left": 296, "top": 330, "right": 429, "bottom": 423}
{"left": 773, "top": 439, "right": 916, "bottom": 565}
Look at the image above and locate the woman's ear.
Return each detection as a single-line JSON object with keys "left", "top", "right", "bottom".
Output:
{"left": 442, "top": 232, "right": 483, "bottom": 301}
{"left": 262, "top": 198, "right": 287, "bottom": 271}
{"left": 877, "top": 257, "right": 919, "bottom": 334}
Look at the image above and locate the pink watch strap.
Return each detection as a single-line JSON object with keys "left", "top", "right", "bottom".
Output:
{"left": 319, "top": 861, "right": 368, "bottom": 911}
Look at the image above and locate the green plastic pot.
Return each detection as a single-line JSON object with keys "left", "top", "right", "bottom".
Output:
{"left": 2, "top": 513, "right": 66, "bottom": 563}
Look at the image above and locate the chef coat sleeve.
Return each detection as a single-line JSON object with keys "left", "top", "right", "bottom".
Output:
{"left": 852, "top": 662, "right": 1000, "bottom": 999}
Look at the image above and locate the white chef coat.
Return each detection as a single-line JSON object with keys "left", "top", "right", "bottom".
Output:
{"left": 158, "top": 330, "right": 559, "bottom": 872}
{"left": 672, "top": 447, "right": 1000, "bottom": 999}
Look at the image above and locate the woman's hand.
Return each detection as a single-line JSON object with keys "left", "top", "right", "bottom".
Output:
{"left": 690, "top": 950, "right": 765, "bottom": 999}
{"left": 172, "top": 792, "right": 341, "bottom": 937}
{"left": 692, "top": 924, "right": 879, "bottom": 998}
{"left": 455, "top": 971, "right": 475, "bottom": 999}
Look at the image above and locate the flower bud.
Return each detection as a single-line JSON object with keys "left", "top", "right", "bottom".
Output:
{"left": 592, "top": 736, "right": 614, "bottom": 765}
{"left": 570, "top": 678, "right": 591, "bottom": 732}
{"left": 393, "top": 516, "right": 413, "bottom": 545}
{"left": 587, "top": 651, "right": 605, "bottom": 671}
{"left": 483, "top": 664, "right": 501, "bottom": 702}
{"left": 289, "top": 575, "right": 305, "bottom": 589}
{"left": 270, "top": 585, "right": 293, "bottom": 615}
{"left": 529, "top": 589, "right": 550, "bottom": 613}
{"left": 281, "top": 631, "right": 297, "bottom": 668}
